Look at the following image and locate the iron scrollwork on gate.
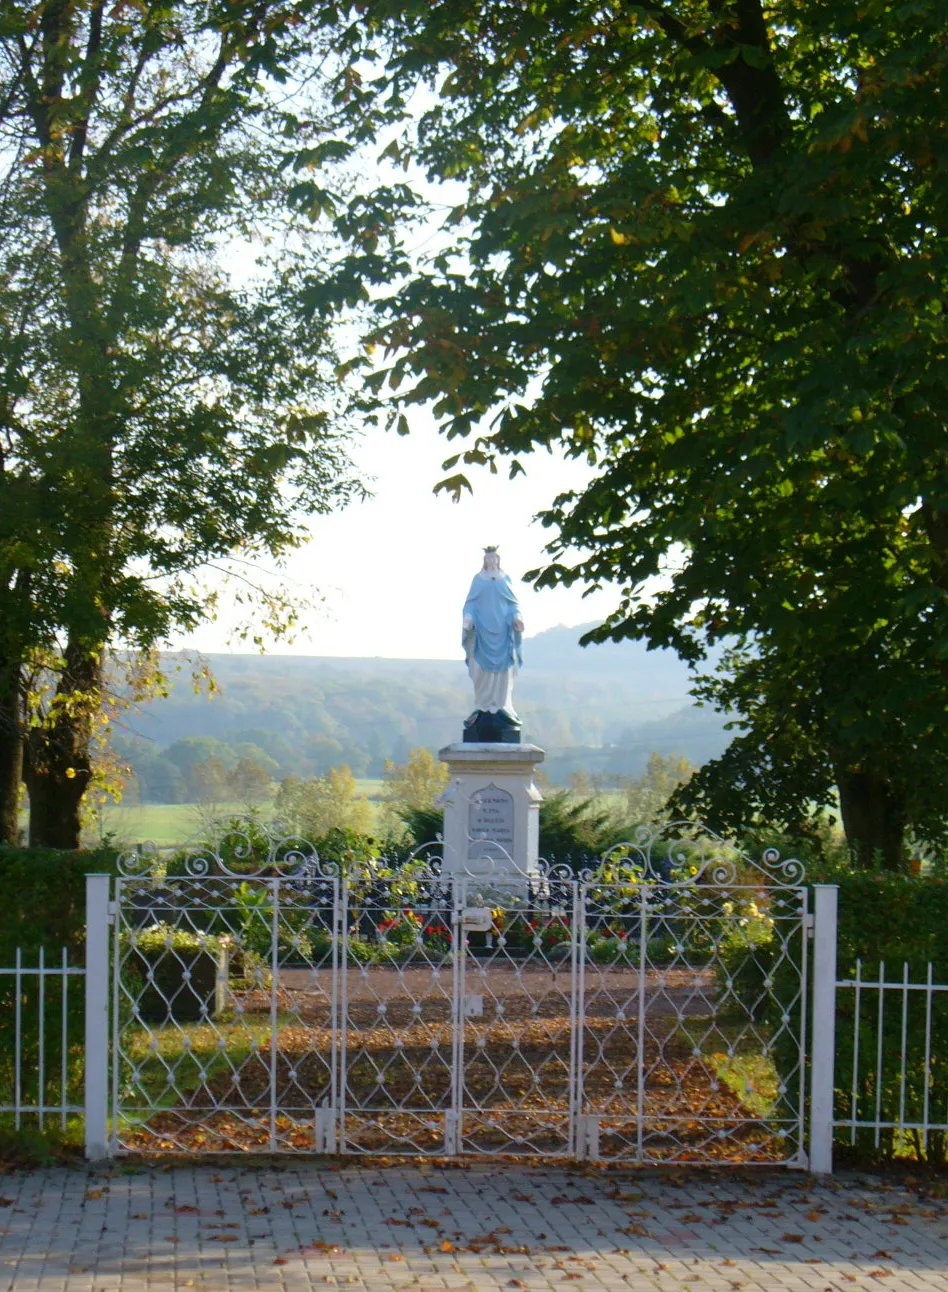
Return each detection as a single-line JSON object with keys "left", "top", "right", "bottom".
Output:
{"left": 110, "top": 817, "right": 808, "bottom": 1165}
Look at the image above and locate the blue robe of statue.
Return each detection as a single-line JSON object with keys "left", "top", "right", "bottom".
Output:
{"left": 462, "top": 571, "right": 523, "bottom": 674}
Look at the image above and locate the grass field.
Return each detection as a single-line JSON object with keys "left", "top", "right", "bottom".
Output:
{"left": 86, "top": 779, "right": 388, "bottom": 849}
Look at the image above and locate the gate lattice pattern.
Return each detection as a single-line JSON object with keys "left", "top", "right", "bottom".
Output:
{"left": 112, "top": 821, "right": 809, "bottom": 1165}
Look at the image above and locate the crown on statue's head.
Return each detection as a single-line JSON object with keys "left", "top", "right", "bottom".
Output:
{"left": 483, "top": 545, "right": 498, "bottom": 554}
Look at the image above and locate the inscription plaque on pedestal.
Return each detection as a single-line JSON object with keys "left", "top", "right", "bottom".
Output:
{"left": 468, "top": 784, "right": 514, "bottom": 862}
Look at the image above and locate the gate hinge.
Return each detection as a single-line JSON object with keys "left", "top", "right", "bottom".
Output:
{"left": 107, "top": 900, "right": 118, "bottom": 925}
{"left": 804, "top": 912, "right": 815, "bottom": 937}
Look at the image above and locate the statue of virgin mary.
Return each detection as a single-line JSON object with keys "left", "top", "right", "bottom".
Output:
{"left": 461, "top": 547, "right": 524, "bottom": 739}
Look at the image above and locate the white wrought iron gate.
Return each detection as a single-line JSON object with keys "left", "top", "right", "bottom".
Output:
{"left": 110, "top": 821, "right": 809, "bottom": 1165}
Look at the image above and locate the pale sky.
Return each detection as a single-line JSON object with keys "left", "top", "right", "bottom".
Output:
{"left": 174, "top": 405, "right": 620, "bottom": 661}
{"left": 173, "top": 116, "right": 623, "bottom": 662}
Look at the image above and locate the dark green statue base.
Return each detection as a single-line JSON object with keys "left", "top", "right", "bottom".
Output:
{"left": 463, "top": 710, "right": 522, "bottom": 744}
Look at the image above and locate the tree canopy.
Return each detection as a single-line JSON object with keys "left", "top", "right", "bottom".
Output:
{"left": 0, "top": 1, "right": 360, "bottom": 844}
{"left": 323, "top": 0, "right": 948, "bottom": 866}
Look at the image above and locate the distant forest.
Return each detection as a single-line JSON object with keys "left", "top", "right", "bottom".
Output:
{"left": 112, "top": 625, "right": 731, "bottom": 803}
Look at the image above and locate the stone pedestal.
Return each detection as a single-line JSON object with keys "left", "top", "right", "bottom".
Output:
{"left": 437, "top": 743, "right": 545, "bottom": 884}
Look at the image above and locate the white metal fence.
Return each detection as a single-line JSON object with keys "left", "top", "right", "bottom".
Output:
{"left": 834, "top": 958, "right": 948, "bottom": 1157}
{"left": 0, "top": 947, "right": 86, "bottom": 1130}
{"left": 0, "top": 854, "right": 944, "bottom": 1173}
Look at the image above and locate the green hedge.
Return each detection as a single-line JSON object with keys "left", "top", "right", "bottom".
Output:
{"left": 722, "top": 872, "right": 948, "bottom": 1165}
{"left": 0, "top": 845, "right": 118, "bottom": 1118}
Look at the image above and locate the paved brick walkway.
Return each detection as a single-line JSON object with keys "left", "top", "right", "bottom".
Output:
{"left": 1, "top": 1161, "right": 946, "bottom": 1291}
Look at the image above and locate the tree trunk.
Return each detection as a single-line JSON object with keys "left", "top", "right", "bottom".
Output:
{"left": 0, "top": 656, "right": 22, "bottom": 846}
{"left": 835, "top": 767, "right": 906, "bottom": 871}
{"left": 24, "top": 642, "right": 100, "bottom": 851}
{"left": 23, "top": 767, "right": 90, "bottom": 850}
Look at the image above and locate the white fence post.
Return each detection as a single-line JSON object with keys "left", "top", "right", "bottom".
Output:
{"left": 810, "top": 883, "right": 838, "bottom": 1173}
{"left": 84, "top": 873, "right": 111, "bottom": 1160}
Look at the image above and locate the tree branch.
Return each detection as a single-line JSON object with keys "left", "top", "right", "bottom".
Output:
{"left": 708, "top": 0, "right": 793, "bottom": 166}
{"left": 69, "top": 0, "right": 106, "bottom": 171}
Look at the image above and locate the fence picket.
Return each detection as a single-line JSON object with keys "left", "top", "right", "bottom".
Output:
{"left": 14, "top": 947, "right": 21, "bottom": 1129}
{"left": 923, "top": 962, "right": 933, "bottom": 1152}
{"left": 61, "top": 948, "right": 70, "bottom": 1132}
{"left": 849, "top": 958, "right": 861, "bottom": 1145}
{"left": 899, "top": 963, "right": 909, "bottom": 1140}
{"left": 874, "top": 961, "right": 885, "bottom": 1149}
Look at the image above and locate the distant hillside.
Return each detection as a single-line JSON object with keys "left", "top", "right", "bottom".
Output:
{"left": 542, "top": 704, "right": 734, "bottom": 783}
{"left": 112, "top": 625, "right": 731, "bottom": 800}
